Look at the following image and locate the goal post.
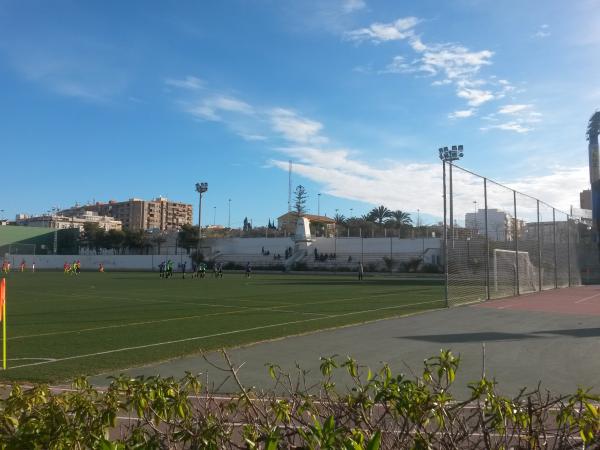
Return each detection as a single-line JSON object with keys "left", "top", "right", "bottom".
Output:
{"left": 8, "top": 244, "right": 36, "bottom": 255}
{"left": 492, "top": 248, "right": 538, "bottom": 295}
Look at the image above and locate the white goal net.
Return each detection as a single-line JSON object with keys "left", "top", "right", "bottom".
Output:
{"left": 493, "top": 248, "right": 538, "bottom": 296}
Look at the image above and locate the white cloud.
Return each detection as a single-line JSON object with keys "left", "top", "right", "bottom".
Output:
{"left": 498, "top": 104, "right": 532, "bottom": 115}
{"left": 487, "top": 104, "right": 542, "bottom": 131}
{"left": 533, "top": 24, "right": 550, "bottom": 38}
{"left": 342, "top": 0, "right": 366, "bottom": 13}
{"left": 346, "top": 17, "right": 420, "bottom": 43}
{"left": 239, "top": 133, "right": 267, "bottom": 141}
{"left": 457, "top": 88, "right": 495, "bottom": 106}
{"left": 448, "top": 109, "right": 475, "bottom": 119}
{"left": 184, "top": 95, "right": 254, "bottom": 122}
{"left": 186, "top": 104, "right": 220, "bottom": 121}
{"left": 481, "top": 121, "right": 532, "bottom": 133}
{"left": 165, "top": 76, "right": 204, "bottom": 90}
{"left": 271, "top": 153, "right": 443, "bottom": 214}
{"left": 269, "top": 108, "right": 328, "bottom": 145}
{"left": 211, "top": 96, "right": 253, "bottom": 114}
{"left": 270, "top": 147, "right": 585, "bottom": 216}
{"left": 168, "top": 78, "right": 579, "bottom": 215}
{"left": 347, "top": 17, "right": 543, "bottom": 125}
{"left": 508, "top": 166, "right": 588, "bottom": 213}
{"left": 409, "top": 36, "right": 427, "bottom": 52}
{"left": 380, "top": 55, "right": 414, "bottom": 74}
{"left": 418, "top": 44, "right": 494, "bottom": 80}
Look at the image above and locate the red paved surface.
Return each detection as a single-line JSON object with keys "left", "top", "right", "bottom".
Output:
{"left": 476, "top": 285, "right": 600, "bottom": 316}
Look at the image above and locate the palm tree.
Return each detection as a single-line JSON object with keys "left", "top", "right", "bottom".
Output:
{"left": 369, "top": 205, "right": 392, "bottom": 225}
{"left": 390, "top": 210, "right": 412, "bottom": 226}
{"left": 333, "top": 213, "right": 346, "bottom": 225}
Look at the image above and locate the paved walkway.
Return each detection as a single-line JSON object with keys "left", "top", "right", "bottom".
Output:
{"left": 92, "top": 287, "right": 600, "bottom": 398}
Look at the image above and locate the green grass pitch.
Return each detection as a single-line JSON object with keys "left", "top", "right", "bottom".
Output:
{"left": 0, "top": 272, "right": 444, "bottom": 383}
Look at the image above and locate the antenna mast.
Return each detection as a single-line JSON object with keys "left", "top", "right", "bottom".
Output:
{"left": 288, "top": 160, "right": 293, "bottom": 212}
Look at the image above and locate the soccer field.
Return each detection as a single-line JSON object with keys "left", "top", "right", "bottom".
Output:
{"left": 0, "top": 272, "right": 444, "bottom": 382}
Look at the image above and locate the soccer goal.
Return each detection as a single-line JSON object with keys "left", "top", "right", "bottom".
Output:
{"left": 492, "top": 248, "right": 538, "bottom": 295}
{"left": 7, "top": 244, "right": 36, "bottom": 255}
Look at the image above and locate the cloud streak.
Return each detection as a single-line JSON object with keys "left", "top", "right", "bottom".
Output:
{"left": 167, "top": 76, "right": 581, "bottom": 216}
{"left": 165, "top": 76, "right": 204, "bottom": 90}
{"left": 347, "top": 16, "right": 541, "bottom": 128}
{"left": 346, "top": 17, "right": 420, "bottom": 42}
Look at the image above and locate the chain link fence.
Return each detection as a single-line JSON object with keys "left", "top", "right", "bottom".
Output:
{"left": 444, "top": 163, "right": 583, "bottom": 306}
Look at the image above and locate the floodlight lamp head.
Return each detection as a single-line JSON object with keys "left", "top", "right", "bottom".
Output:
{"left": 195, "top": 182, "right": 208, "bottom": 194}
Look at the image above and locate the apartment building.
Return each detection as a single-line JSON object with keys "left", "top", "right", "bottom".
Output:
{"left": 60, "top": 197, "right": 193, "bottom": 231}
{"left": 16, "top": 211, "right": 122, "bottom": 232}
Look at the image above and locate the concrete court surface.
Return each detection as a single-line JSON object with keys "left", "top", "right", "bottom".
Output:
{"left": 92, "top": 285, "right": 600, "bottom": 399}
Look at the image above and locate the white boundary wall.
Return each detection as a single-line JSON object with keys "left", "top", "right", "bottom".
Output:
{"left": 208, "top": 237, "right": 441, "bottom": 265}
{"left": 5, "top": 254, "right": 192, "bottom": 271}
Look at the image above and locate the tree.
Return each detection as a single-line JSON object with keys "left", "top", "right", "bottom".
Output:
{"left": 294, "top": 185, "right": 308, "bottom": 215}
{"left": 106, "top": 229, "right": 125, "bottom": 252}
{"left": 177, "top": 224, "right": 199, "bottom": 250}
{"left": 243, "top": 217, "right": 252, "bottom": 231}
{"left": 390, "top": 210, "right": 412, "bottom": 226}
{"left": 369, "top": 205, "right": 392, "bottom": 225}
{"left": 333, "top": 213, "right": 346, "bottom": 225}
{"left": 82, "top": 222, "right": 106, "bottom": 253}
{"left": 124, "top": 229, "right": 146, "bottom": 253}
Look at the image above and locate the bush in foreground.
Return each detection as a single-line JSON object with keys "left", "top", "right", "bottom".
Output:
{"left": 0, "top": 350, "right": 598, "bottom": 449}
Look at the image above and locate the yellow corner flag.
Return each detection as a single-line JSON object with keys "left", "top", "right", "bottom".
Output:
{"left": 1, "top": 278, "right": 5, "bottom": 370}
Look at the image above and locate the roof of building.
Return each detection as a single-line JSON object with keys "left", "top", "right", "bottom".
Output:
{"left": 277, "top": 212, "right": 336, "bottom": 224}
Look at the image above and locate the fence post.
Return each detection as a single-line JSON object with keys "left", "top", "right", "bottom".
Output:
{"left": 553, "top": 208, "right": 558, "bottom": 288}
{"left": 513, "top": 190, "right": 520, "bottom": 296}
{"left": 443, "top": 161, "right": 449, "bottom": 307}
{"left": 389, "top": 237, "right": 393, "bottom": 274}
{"left": 537, "top": 200, "right": 542, "bottom": 291}
{"left": 361, "top": 236, "right": 364, "bottom": 265}
{"left": 567, "top": 215, "right": 572, "bottom": 287}
{"left": 449, "top": 162, "right": 454, "bottom": 248}
{"left": 484, "top": 178, "right": 490, "bottom": 300}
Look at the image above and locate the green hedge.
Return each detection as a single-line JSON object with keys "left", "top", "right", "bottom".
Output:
{"left": 0, "top": 350, "right": 597, "bottom": 449}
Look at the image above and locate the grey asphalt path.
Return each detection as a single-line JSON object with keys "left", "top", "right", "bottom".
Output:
{"left": 91, "top": 305, "right": 600, "bottom": 399}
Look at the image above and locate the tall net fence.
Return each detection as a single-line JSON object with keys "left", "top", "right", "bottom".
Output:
{"left": 444, "top": 163, "right": 583, "bottom": 306}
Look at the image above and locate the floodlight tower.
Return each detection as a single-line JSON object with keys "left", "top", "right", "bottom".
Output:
{"left": 587, "top": 111, "right": 600, "bottom": 252}
{"left": 438, "top": 145, "right": 464, "bottom": 240}
{"left": 195, "top": 182, "right": 208, "bottom": 239}
{"left": 438, "top": 145, "right": 464, "bottom": 307}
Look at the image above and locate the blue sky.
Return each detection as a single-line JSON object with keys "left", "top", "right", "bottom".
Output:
{"left": 1, "top": 0, "right": 598, "bottom": 227}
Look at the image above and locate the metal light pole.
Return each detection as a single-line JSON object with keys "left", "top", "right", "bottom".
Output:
{"left": 318, "top": 193, "right": 321, "bottom": 216}
{"left": 195, "top": 182, "right": 208, "bottom": 239}
{"left": 228, "top": 199, "right": 231, "bottom": 228}
{"left": 213, "top": 206, "right": 216, "bottom": 226}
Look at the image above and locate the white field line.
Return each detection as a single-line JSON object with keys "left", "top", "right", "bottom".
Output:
{"left": 9, "top": 305, "right": 327, "bottom": 342}
{"left": 12, "top": 290, "right": 440, "bottom": 341}
{"left": 43, "top": 287, "right": 429, "bottom": 310}
{"left": 574, "top": 291, "right": 600, "bottom": 304}
{"left": 6, "top": 357, "right": 56, "bottom": 361}
{"left": 6, "top": 298, "right": 443, "bottom": 370}
{"left": 42, "top": 287, "right": 299, "bottom": 307}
